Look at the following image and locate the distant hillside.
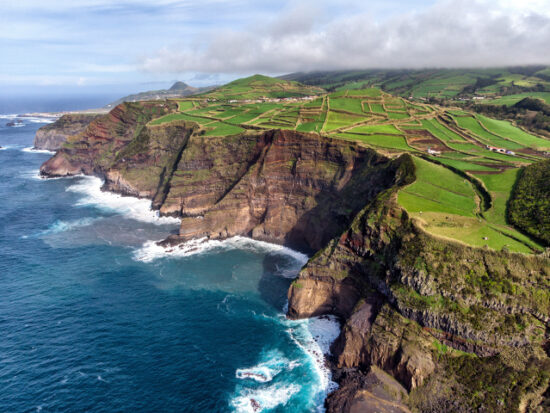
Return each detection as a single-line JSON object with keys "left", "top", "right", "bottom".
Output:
{"left": 201, "top": 74, "right": 325, "bottom": 101}
{"left": 282, "top": 66, "right": 550, "bottom": 100}
{"left": 106, "top": 82, "right": 216, "bottom": 108}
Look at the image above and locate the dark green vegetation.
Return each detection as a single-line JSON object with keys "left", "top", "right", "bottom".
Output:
{"left": 508, "top": 159, "right": 550, "bottom": 245}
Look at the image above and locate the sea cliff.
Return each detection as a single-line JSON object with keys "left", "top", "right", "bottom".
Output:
{"left": 40, "top": 101, "right": 550, "bottom": 412}
{"left": 34, "top": 113, "right": 101, "bottom": 151}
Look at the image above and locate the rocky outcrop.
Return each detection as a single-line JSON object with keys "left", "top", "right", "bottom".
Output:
{"left": 334, "top": 303, "right": 436, "bottom": 391}
{"left": 33, "top": 113, "right": 100, "bottom": 150}
{"left": 326, "top": 366, "right": 411, "bottom": 413}
{"left": 40, "top": 101, "right": 550, "bottom": 412}
{"left": 40, "top": 101, "right": 177, "bottom": 177}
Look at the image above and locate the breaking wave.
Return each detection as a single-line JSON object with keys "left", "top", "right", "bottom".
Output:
{"left": 230, "top": 382, "right": 301, "bottom": 413}
{"left": 133, "top": 236, "right": 308, "bottom": 266}
{"left": 22, "top": 147, "right": 56, "bottom": 155}
{"left": 230, "top": 314, "right": 340, "bottom": 412}
{"left": 66, "top": 176, "right": 180, "bottom": 225}
{"left": 0, "top": 114, "right": 57, "bottom": 124}
{"left": 235, "top": 349, "right": 296, "bottom": 383}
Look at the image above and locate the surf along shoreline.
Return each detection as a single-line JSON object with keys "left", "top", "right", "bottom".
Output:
{"left": 36, "top": 160, "right": 343, "bottom": 411}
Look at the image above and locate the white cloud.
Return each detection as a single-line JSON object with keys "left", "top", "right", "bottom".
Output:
{"left": 139, "top": 0, "right": 550, "bottom": 74}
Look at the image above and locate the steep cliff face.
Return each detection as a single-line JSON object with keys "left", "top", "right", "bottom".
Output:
{"left": 34, "top": 113, "right": 101, "bottom": 150}
{"left": 103, "top": 121, "right": 198, "bottom": 201}
{"left": 167, "top": 130, "right": 407, "bottom": 252}
{"left": 40, "top": 101, "right": 177, "bottom": 177}
{"left": 288, "top": 184, "right": 550, "bottom": 411}
{"left": 41, "top": 102, "right": 407, "bottom": 253}
{"left": 40, "top": 102, "right": 550, "bottom": 412}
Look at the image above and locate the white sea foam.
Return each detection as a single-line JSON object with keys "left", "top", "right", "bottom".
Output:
{"left": 66, "top": 176, "right": 180, "bottom": 225}
{"left": 0, "top": 144, "right": 21, "bottom": 151}
{"left": 133, "top": 236, "right": 309, "bottom": 265}
{"left": 0, "top": 114, "right": 18, "bottom": 120}
{"left": 230, "top": 313, "right": 341, "bottom": 412}
{"left": 286, "top": 315, "right": 341, "bottom": 410}
{"left": 230, "top": 382, "right": 301, "bottom": 413}
{"left": 43, "top": 218, "right": 99, "bottom": 235}
{"left": 22, "top": 147, "right": 55, "bottom": 155}
{"left": 22, "top": 217, "right": 99, "bottom": 239}
{"left": 19, "top": 169, "right": 42, "bottom": 180}
{"left": 0, "top": 114, "right": 56, "bottom": 124}
{"left": 236, "top": 350, "right": 296, "bottom": 383}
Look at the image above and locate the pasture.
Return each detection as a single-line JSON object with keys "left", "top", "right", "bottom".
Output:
{"left": 145, "top": 79, "right": 550, "bottom": 253}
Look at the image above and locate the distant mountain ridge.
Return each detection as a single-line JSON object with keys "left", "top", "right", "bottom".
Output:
{"left": 282, "top": 66, "right": 550, "bottom": 99}
{"left": 106, "top": 81, "right": 216, "bottom": 108}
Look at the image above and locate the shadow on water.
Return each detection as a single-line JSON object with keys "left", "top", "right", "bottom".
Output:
{"left": 257, "top": 253, "right": 300, "bottom": 312}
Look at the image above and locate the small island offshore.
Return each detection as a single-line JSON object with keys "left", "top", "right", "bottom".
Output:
{"left": 36, "top": 72, "right": 550, "bottom": 412}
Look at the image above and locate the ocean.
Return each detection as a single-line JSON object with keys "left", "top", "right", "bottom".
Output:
{"left": 0, "top": 104, "right": 339, "bottom": 412}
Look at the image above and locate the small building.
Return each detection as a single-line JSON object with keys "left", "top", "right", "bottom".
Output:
{"left": 427, "top": 148, "right": 441, "bottom": 156}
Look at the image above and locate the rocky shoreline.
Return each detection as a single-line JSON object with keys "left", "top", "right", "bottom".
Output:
{"left": 38, "top": 101, "right": 550, "bottom": 412}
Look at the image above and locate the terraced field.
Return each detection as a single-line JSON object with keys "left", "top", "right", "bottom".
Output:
{"left": 284, "top": 67, "right": 550, "bottom": 99}
{"left": 147, "top": 80, "right": 550, "bottom": 253}
{"left": 198, "top": 74, "right": 324, "bottom": 100}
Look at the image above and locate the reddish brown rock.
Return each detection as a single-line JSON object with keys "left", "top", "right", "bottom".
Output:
{"left": 34, "top": 113, "right": 101, "bottom": 151}
{"left": 40, "top": 101, "right": 177, "bottom": 178}
{"left": 327, "top": 366, "right": 410, "bottom": 413}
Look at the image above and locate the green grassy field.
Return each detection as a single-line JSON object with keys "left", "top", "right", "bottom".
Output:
{"left": 398, "top": 158, "right": 541, "bottom": 253}
{"left": 481, "top": 92, "right": 550, "bottom": 106}
{"left": 143, "top": 76, "right": 550, "bottom": 253}
{"left": 420, "top": 119, "right": 466, "bottom": 142}
{"left": 199, "top": 74, "right": 324, "bottom": 100}
{"left": 453, "top": 115, "right": 524, "bottom": 150}
{"left": 283, "top": 67, "right": 550, "bottom": 100}
{"left": 329, "top": 97, "right": 365, "bottom": 114}
{"left": 348, "top": 124, "right": 402, "bottom": 135}
{"left": 338, "top": 133, "right": 412, "bottom": 151}
{"left": 398, "top": 158, "right": 477, "bottom": 217}
{"left": 476, "top": 115, "right": 550, "bottom": 150}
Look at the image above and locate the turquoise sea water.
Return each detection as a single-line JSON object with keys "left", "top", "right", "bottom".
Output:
{"left": 0, "top": 112, "right": 339, "bottom": 412}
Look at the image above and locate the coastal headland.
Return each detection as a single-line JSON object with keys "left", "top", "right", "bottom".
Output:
{"left": 38, "top": 75, "right": 550, "bottom": 412}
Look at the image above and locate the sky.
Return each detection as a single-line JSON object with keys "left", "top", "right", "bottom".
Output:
{"left": 1, "top": 0, "right": 550, "bottom": 94}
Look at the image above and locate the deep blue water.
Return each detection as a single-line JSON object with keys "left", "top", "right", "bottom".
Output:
{"left": 0, "top": 113, "right": 338, "bottom": 412}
